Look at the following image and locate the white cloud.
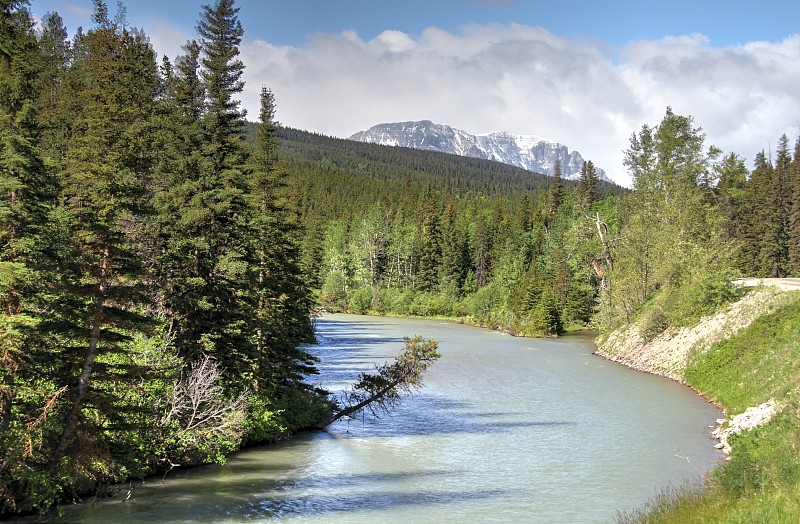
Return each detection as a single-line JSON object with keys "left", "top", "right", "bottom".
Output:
{"left": 232, "top": 25, "right": 800, "bottom": 186}
{"left": 144, "top": 18, "right": 188, "bottom": 66}
{"left": 64, "top": 2, "right": 92, "bottom": 19}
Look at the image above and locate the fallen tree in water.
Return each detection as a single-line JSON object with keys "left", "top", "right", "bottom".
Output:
{"left": 316, "top": 336, "right": 440, "bottom": 428}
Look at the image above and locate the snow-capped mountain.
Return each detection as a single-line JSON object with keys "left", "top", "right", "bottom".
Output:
{"left": 348, "top": 120, "right": 607, "bottom": 181}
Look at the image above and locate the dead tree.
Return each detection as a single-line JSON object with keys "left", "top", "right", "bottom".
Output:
{"left": 316, "top": 336, "right": 440, "bottom": 428}
{"left": 588, "top": 212, "right": 616, "bottom": 292}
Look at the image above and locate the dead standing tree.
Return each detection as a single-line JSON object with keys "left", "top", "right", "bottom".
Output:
{"left": 315, "top": 336, "right": 441, "bottom": 428}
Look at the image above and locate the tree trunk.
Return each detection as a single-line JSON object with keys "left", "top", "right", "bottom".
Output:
{"left": 314, "top": 381, "right": 398, "bottom": 429}
{"left": 48, "top": 250, "right": 108, "bottom": 472}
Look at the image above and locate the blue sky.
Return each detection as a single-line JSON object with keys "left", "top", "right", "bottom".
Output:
{"left": 26, "top": 0, "right": 800, "bottom": 185}
{"left": 29, "top": 0, "right": 798, "bottom": 48}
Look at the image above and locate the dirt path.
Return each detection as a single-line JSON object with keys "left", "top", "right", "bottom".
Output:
{"left": 735, "top": 278, "right": 800, "bottom": 290}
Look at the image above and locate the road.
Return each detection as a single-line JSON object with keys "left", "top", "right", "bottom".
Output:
{"left": 734, "top": 278, "right": 800, "bottom": 290}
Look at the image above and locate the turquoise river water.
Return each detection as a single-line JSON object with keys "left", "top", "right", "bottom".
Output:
{"left": 49, "top": 313, "right": 723, "bottom": 523}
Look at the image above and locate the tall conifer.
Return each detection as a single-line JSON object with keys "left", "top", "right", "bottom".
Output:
{"left": 158, "top": 0, "right": 258, "bottom": 387}
{"left": 788, "top": 137, "right": 800, "bottom": 275}
{"left": 576, "top": 160, "right": 599, "bottom": 211}
{"left": 546, "top": 162, "right": 563, "bottom": 228}
{"left": 248, "top": 86, "right": 316, "bottom": 397}
{"left": 46, "top": 2, "right": 161, "bottom": 475}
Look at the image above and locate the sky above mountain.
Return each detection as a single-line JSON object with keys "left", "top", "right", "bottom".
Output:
{"left": 29, "top": 0, "right": 800, "bottom": 185}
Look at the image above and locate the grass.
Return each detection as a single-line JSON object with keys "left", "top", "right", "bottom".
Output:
{"left": 617, "top": 291, "right": 800, "bottom": 523}
{"left": 684, "top": 293, "right": 800, "bottom": 413}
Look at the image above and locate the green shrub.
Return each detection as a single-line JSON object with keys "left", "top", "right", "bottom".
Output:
{"left": 320, "top": 272, "right": 348, "bottom": 311}
{"left": 347, "top": 287, "right": 372, "bottom": 313}
{"left": 639, "top": 304, "right": 669, "bottom": 341}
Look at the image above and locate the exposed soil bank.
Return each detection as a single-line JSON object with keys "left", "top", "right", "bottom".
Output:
{"left": 594, "top": 287, "right": 796, "bottom": 385}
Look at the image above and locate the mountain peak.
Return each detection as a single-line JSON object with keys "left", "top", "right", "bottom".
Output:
{"left": 348, "top": 120, "right": 606, "bottom": 181}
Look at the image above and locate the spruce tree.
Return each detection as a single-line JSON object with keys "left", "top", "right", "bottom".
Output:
{"left": 576, "top": 160, "right": 599, "bottom": 211}
{"left": 788, "top": 137, "right": 800, "bottom": 275}
{"left": 34, "top": 10, "right": 70, "bottom": 160}
{"left": 439, "top": 200, "right": 468, "bottom": 294}
{"left": 758, "top": 150, "right": 787, "bottom": 277}
{"left": 472, "top": 212, "right": 492, "bottom": 289}
{"left": 416, "top": 189, "right": 441, "bottom": 291}
{"left": 714, "top": 152, "right": 748, "bottom": 268}
{"left": 157, "top": 0, "right": 258, "bottom": 388}
{"left": 48, "top": 10, "right": 160, "bottom": 471}
{"left": 546, "top": 162, "right": 563, "bottom": 228}
{"left": 0, "top": 3, "right": 65, "bottom": 511}
{"left": 248, "top": 86, "right": 316, "bottom": 400}
{"left": 738, "top": 152, "right": 771, "bottom": 275}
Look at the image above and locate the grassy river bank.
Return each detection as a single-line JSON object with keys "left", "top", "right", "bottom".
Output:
{"left": 596, "top": 286, "right": 800, "bottom": 522}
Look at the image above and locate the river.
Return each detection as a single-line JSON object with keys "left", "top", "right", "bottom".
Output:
{"left": 52, "top": 313, "right": 722, "bottom": 523}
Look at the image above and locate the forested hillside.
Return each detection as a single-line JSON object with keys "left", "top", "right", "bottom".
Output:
{"left": 267, "top": 125, "right": 623, "bottom": 336}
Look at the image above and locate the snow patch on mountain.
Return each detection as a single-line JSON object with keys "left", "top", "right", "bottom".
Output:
{"left": 348, "top": 120, "right": 607, "bottom": 181}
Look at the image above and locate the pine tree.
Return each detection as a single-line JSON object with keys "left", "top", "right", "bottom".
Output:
{"left": 0, "top": 0, "right": 61, "bottom": 466}
{"left": 758, "top": 149, "right": 787, "bottom": 277}
{"left": 155, "top": 0, "right": 259, "bottom": 388}
{"left": 439, "top": 200, "right": 468, "bottom": 294}
{"left": 248, "top": 86, "right": 316, "bottom": 400}
{"left": 546, "top": 162, "right": 563, "bottom": 229}
{"left": 576, "top": 160, "right": 599, "bottom": 211}
{"left": 787, "top": 137, "right": 800, "bottom": 275}
{"left": 738, "top": 152, "right": 771, "bottom": 275}
{"left": 472, "top": 212, "right": 492, "bottom": 289}
{"left": 34, "top": 10, "right": 71, "bottom": 160}
{"left": 198, "top": 0, "right": 245, "bottom": 161}
{"left": 47, "top": 1, "right": 160, "bottom": 477}
{"left": 713, "top": 152, "right": 748, "bottom": 271}
{"left": 416, "top": 189, "right": 441, "bottom": 291}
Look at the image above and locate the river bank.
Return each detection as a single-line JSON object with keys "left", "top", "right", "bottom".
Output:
{"left": 594, "top": 287, "right": 796, "bottom": 456}
{"left": 598, "top": 286, "right": 800, "bottom": 522}
{"left": 594, "top": 287, "right": 796, "bottom": 386}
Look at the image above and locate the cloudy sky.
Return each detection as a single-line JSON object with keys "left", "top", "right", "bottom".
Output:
{"left": 29, "top": 0, "right": 800, "bottom": 185}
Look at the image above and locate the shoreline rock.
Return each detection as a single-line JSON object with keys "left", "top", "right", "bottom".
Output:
{"left": 712, "top": 400, "right": 780, "bottom": 457}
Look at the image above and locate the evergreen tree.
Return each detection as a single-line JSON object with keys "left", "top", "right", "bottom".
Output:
{"left": 159, "top": 0, "right": 258, "bottom": 386}
{"left": 752, "top": 147, "right": 788, "bottom": 277}
{"left": 439, "top": 200, "right": 468, "bottom": 294}
{"left": 760, "top": 134, "right": 792, "bottom": 277}
{"left": 788, "top": 138, "right": 800, "bottom": 275}
{"left": 0, "top": 5, "right": 63, "bottom": 502}
{"left": 198, "top": 0, "right": 245, "bottom": 158}
{"left": 34, "top": 10, "right": 70, "bottom": 160}
{"left": 712, "top": 152, "right": 748, "bottom": 273}
{"left": 47, "top": 2, "right": 159, "bottom": 477}
{"left": 416, "top": 189, "right": 441, "bottom": 291}
{"left": 738, "top": 151, "right": 772, "bottom": 275}
{"left": 247, "top": 86, "right": 317, "bottom": 415}
{"left": 472, "top": 212, "right": 492, "bottom": 289}
{"left": 546, "top": 162, "right": 563, "bottom": 228}
{"left": 576, "top": 160, "right": 599, "bottom": 211}
{"left": 531, "top": 290, "right": 563, "bottom": 336}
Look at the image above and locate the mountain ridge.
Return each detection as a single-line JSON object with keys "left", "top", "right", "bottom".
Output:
{"left": 348, "top": 120, "right": 607, "bottom": 181}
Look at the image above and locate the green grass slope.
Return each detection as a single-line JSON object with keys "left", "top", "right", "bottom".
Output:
{"left": 618, "top": 290, "right": 800, "bottom": 523}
